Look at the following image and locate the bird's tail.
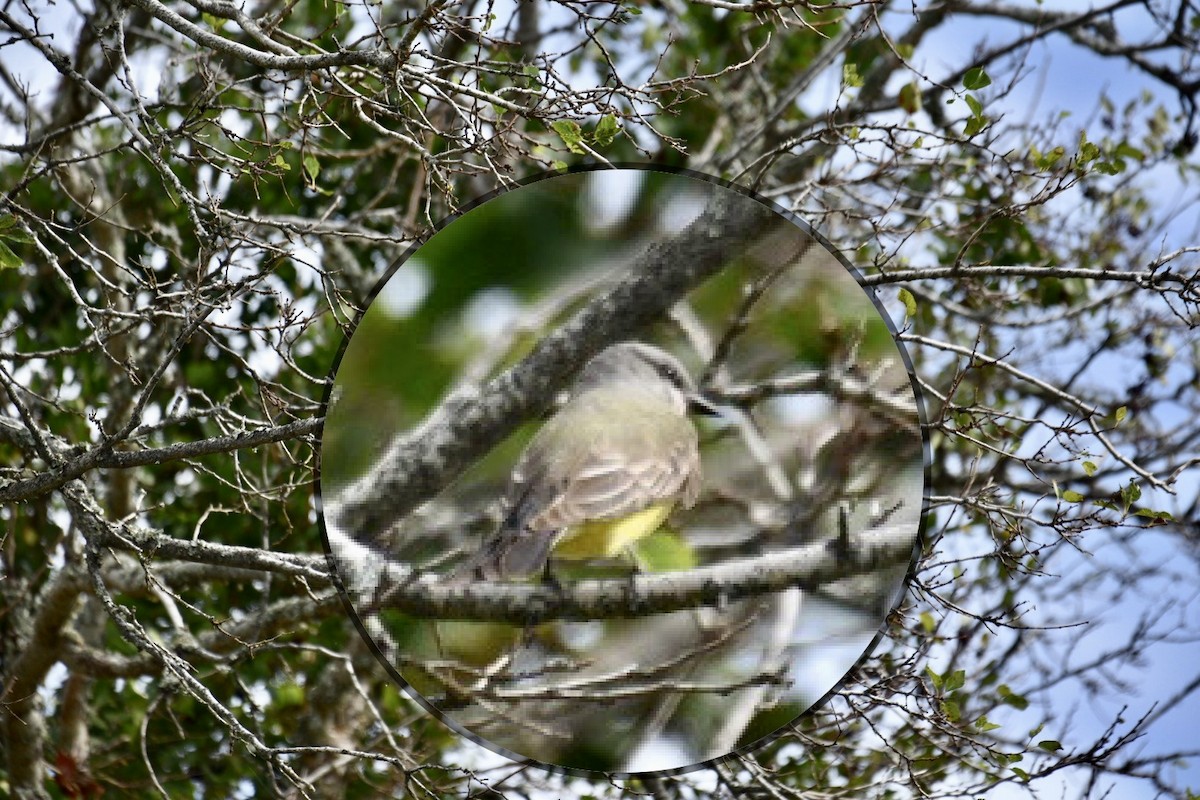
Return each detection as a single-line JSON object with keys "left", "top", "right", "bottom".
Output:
{"left": 448, "top": 522, "right": 559, "bottom": 583}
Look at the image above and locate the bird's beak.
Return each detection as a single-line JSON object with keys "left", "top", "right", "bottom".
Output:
{"left": 687, "top": 392, "right": 723, "bottom": 417}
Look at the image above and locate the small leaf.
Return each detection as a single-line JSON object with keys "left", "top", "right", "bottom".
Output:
{"left": 942, "top": 699, "right": 961, "bottom": 721}
{"left": 964, "top": 115, "right": 987, "bottom": 136}
{"left": 1036, "top": 146, "right": 1066, "bottom": 170}
{"left": 963, "top": 67, "right": 992, "bottom": 90}
{"left": 898, "top": 287, "right": 918, "bottom": 319}
{"left": 273, "top": 153, "right": 289, "bottom": 170}
{"left": 1118, "top": 479, "right": 1137, "bottom": 510}
{"left": 1115, "top": 406, "right": 1128, "bottom": 423}
{"left": 919, "top": 611, "right": 936, "bottom": 634}
{"left": 843, "top": 62, "right": 863, "bottom": 88}
{"left": 303, "top": 153, "right": 321, "bottom": 182}
{"left": 1082, "top": 460, "right": 1097, "bottom": 476}
{"left": 975, "top": 716, "right": 1001, "bottom": 732}
{"left": 1078, "top": 132, "right": 1101, "bottom": 163}
{"left": 0, "top": 240, "right": 21, "bottom": 270}
{"left": 964, "top": 94, "right": 983, "bottom": 117}
{"left": 1061, "top": 490, "right": 1084, "bottom": 503}
{"left": 633, "top": 529, "right": 696, "bottom": 572}
{"left": 899, "top": 82, "right": 921, "bottom": 114}
{"left": 945, "top": 669, "right": 966, "bottom": 692}
{"left": 0, "top": 228, "right": 33, "bottom": 244}
{"left": 1115, "top": 142, "right": 1146, "bottom": 161}
{"left": 998, "top": 684, "right": 1029, "bottom": 710}
{"left": 1037, "top": 739, "right": 1063, "bottom": 753}
{"left": 593, "top": 114, "right": 620, "bottom": 147}
{"left": 926, "top": 666, "right": 944, "bottom": 690}
{"left": 551, "top": 119, "right": 586, "bottom": 154}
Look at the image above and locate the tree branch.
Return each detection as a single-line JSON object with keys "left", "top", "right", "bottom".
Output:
{"left": 363, "top": 521, "right": 915, "bottom": 624}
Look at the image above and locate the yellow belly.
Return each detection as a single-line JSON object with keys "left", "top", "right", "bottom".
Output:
{"left": 552, "top": 501, "right": 675, "bottom": 559}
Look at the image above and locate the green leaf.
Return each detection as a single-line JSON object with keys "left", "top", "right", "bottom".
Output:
{"left": 963, "top": 67, "right": 992, "bottom": 90}
{"left": 899, "top": 82, "right": 921, "bottom": 114}
{"left": 1082, "top": 460, "right": 1097, "bottom": 476}
{"left": 1120, "top": 480, "right": 1142, "bottom": 511}
{"left": 975, "top": 716, "right": 1001, "bottom": 732}
{"left": 1078, "top": 132, "right": 1101, "bottom": 163}
{"left": 1037, "top": 739, "right": 1063, "bottom": 752}
{"left": 964, "top": 94, "right": 983, "bottom": 117}
{"left": 1036, "top": 146, "right": 1066, "bottom": 170}
{"left": 898, "top": 287, "right": 917, "bottom": 319}
{"left": 926, "top": 666, "right": 943, "bottom": 690}
{"left": 998, "top": 684, "right": 1029, "bottom": 710}
{"left": 843, "top": 62, "right": 864, "bottom": 88}
{"left": 942, "top": 699, "right": 961, "bottom": 721}
{"left": 1062, "top": 490, "right": 1084, "bottom": 503}
{"left": 0, "top": 216, "right": 32, "bottom": 244}
{"left": 945, "top": 669, "right": 966, "bottom": 692}
{"left": 919, "top": 611, "right": 937, "bottom": 634}
{"left": 303, "top": 153, "right": 321, "bottom": 182}
{"left": 593, "top": 114, "right": 620, "bottom": 147}
{"left": 633, "top": 529, "right": 697, "bottom": 572}
{"left": 964, "top": 115, "right": 987, "bottom": 136}
{"left": 1115, "top": 406, "right": 1128, "bottom": 423}
{"left": 551, "top": 160, "right": 569, "bottom": 172}
{"left": 0, "top": 239, "right": 21, "bottom": 270}
{"left": 272, "top": 153, "right": 289, "bottom": 170}
{"left": 1012, "top": 767, "right": 1029, "bottom": 781}
{"left": 551, "top": 119, "right": 586, "bottom": 154}
{"left": 1115, "top": 142, "right": 1146, "bottom": 161}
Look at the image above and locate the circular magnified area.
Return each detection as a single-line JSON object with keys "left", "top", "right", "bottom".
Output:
{"left": 319, "top": 169, "right": 926, "bottom": 775}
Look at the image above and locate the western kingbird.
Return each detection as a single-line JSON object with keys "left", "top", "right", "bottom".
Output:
{"left": 458, "top": 342, "right": 717, "bottom": 582}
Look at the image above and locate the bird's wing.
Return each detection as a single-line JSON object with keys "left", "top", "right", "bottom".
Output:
{"left": 525, "top": 435, "right": 700, "bottom": 532}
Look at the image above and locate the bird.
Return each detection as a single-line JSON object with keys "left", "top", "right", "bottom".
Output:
{"left": 456, "top": 341, "right": 718, "bottom": 582}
